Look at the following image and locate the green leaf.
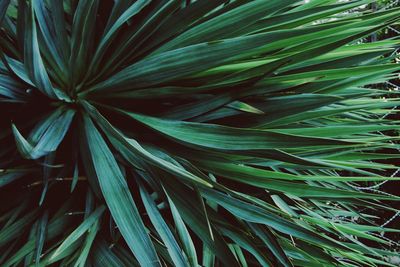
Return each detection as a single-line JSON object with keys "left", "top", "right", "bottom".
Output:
{"left": 165, "top": 193, "right": 198, "bottom": 267}
{"left": 126, "top": 111, "right": 353, "bottom": 151}
{"left": 248, "top": 224, "right": 293, "bottom": 267}
{"left": 227, "top": 101, "right": 265, "bottom": 115}
{"left": 34, "top": 211, "right": 48, "bottom": 266}
{"left": 12, "top": 107, "right": 75, "bottom": 159}
{"left": 157, "top": 0, "right": 296, "bottom": 50}
{"left": 202, "top": 245, "right": 215, "bottom": 267}
{"left": 85, "top": 22, "right": 355, "bottom": 93}
{"left": 82, "top": 115, "right": 161, "bottom": 267}
{"left": 32, "top": 0, "right": 67, "bottom": 83}
{"left": 201, "top": 188, "right": 349, "bottom": 251}
{"left": 82, "top": 102, "right": 212, "bottom": 188}
{"left": 197, "top": 160, "right": 399, "bottom": 182}
{"left": 272, "top": 124, "right": 400, "bottom": 138}
{"left": 89, "top": 0, "right": 152, "bottom": 75}
{"left": 91, "top": 239, "right": 127, "bottom": 267}
{"left": 139, "top": 181, "right": 190, "bottom": 267}
{"left": 48, "top": 0, "right": 69, "bottom": 63}
{"left": 140, "top": 0, "right": 227, "bottom": 56}
{"left": 23, "top": 1, "right": 67, "bottom": 100}
{"left": 0, "top": 169, "right": 27, "bottom": 187}
{"left": 220, "top": 227, "right": 272, "bottom": 267}
{"left": 0, "top": 0, "right": 10, "bottom": 25}
{"left": 48, "top": 206, "right": 105, "bottom": 262}
{"left": 69, "top": 0, "right": 99, "bottom": 87}
{"left": 73, "top": 220, "right": 99, "bottom": 267}
{"left": 162, "top": 179, "right": 240, "bottom": 267}
{"left": 0, "top": 210, "right": 38, "bottom": 247}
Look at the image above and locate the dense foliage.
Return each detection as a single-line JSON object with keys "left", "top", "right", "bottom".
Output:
{"left": 1, "top": 0, "right": 400, "bottom": 266}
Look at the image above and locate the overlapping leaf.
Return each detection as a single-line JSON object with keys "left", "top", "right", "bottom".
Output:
{"left": 0, "top": 1, "right": 400, "bottom": 266}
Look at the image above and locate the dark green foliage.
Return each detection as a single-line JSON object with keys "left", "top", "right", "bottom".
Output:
{"left": 1, "top": 1, "right": 400, "bottom": 266}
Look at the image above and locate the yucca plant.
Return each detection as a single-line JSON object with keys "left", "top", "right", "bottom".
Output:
{"left": 1, "top": 0, "right": 400, "bottom": 266}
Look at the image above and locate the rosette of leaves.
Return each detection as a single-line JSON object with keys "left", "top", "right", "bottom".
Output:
{"left": 1, "top": 1, "right": 400, "bottom": 266}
